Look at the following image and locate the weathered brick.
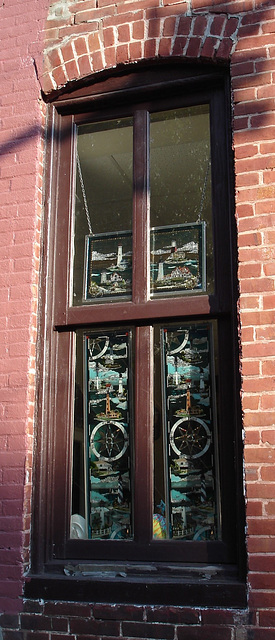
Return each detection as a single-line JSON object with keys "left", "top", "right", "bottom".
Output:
{"left": 122, "top": 622, "right": 174, "bottom": 638}
{"left": 93, "top": 604, "right": 144, "bottom": 621}
{"left": 178, "top": 626, "right": 232, "bottom": 640}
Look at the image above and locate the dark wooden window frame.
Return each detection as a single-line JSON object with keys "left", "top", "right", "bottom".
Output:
{"left": 27, "top": 62, "right": 246, "bottom": 607}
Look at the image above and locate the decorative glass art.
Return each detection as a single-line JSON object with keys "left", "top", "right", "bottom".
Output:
{"left": 84, "top": 231, "right": 132, "bottom": 301}
{"left": 154, "top": 323, "right": 219, "bottom": 540}
{"left": 84, "top": 330, "right": 133, "bottom": 539}
{"left": 150, "top": 223, "right": 206, "bottom": 296}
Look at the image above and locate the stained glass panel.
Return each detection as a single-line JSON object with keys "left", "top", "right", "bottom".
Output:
{"left": 71, "top": 329, "right": 133, "bottom": 540}
{"left": 153, "top": 323, "right": 220, "bottom": 541}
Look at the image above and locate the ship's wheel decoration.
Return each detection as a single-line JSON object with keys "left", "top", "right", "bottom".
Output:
{"left": 90, "top": 421, "right": 128, "bottom": 462}
{"left": 170, "top": 388, "right": 211, "bottom": 459}
{"left": 88, "top": 335, "right": 110, "bottom": 360}
{"left": 170, "top": 416, "right": 211, "bottom": 459}
{"left": 167, "top": 329, "right": 189, "bottom": 355}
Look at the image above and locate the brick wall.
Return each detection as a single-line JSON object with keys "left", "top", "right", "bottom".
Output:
{"left": 1, "top": 0, "right": 275, "bottom": 637}
{"left": 0, "top": 0, "right": 48, "bottom": 615}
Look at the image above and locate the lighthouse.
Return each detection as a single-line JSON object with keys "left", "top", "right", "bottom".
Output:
{"left": 157, "top": 262, "right": 164, "bottom": 281}
{"left": 117, "top": 245, "right": 123, "bottom": 267}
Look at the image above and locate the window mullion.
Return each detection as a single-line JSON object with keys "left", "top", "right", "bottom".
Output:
{"left": 134, "top": 325, "right": 154, "bottom": 544}
{"left": 132, "top": 110, "right": 150, "bottom": 305}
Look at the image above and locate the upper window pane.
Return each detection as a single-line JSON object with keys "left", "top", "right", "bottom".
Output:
{"left": 73, "top": 118, "right": 133, "bottom": 305}
{"left": 150, "top": 106, "right": 213, "bottom": 296}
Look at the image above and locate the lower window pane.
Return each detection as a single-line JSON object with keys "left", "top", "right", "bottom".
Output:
{"left": 154, "top": 322, "right": 220, "bottom": 541}
{"left": 71, "top": 329, "right": 133, "bottom": 540}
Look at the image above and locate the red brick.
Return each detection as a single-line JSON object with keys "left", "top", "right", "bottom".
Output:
{"left": 61, "top": 42, "right": 75, "bottom": 63}
{"left": 201, "top": 609, "right": 236, "bottom": 624}
{"left": 122, "top": 622, "right": 174, "bottom": 639}
{"left": 144, "top": 39, "right": 157, "bottom": 58}
{"left": 132, "top": 20, "right": 144, "bottom": 40}
{"left": 87, "top": 31, "right": 100, "bottom": 52}
{"left": 250, "top": 590, "right": 275, "bottom": 609}
{"left": 193, "top": 15, "right": 207, "bottom": 36}
{"left": 216, "top": 38, "right": 234, "bottom": 60}
{"left": 224, "top": 16, "right": 239, "bottom": 37}
{"left": 245, "top": 445, "right": 275, "bottom": 462}
{"left": 239, "top": 263, "right": 261, "bottom": 278}
{"left": 103, "top": 27, "right": 115, "bottom": 48}
{"left": 236, "top": 172, "right": 260, "bottom": 187}
{"left": 250, "top": 572, "right": 275, "bottom": 589}
{"left": 47, "top": 48, "right": 62, "bottom": 70}
{"left": 244, "top": 429, "right": 260, "bottom": 443}
{"left": 241, "top": 278, "right": 274, "bottom": 293}
{"left": 69, "top": 619, "right": 120, "bottom": 635}
{"left": 93, "top": 604, "right": 144, "bottom": 621}
{"left": 51, "top": 65, "right": 68, "bottom": 88}
{"left": 146, "top": 607, "right": 199, "bottom": 624}
{"left": 172, "top": 36, "right": 187, "bottom": 55}
{"left": 104, "top": 10, "right": 141, "bottom": 26}
{"left": 78, "top": 55, "right": 92, "bottom": 77}
{"left": 202, "top": 36, "right": 219, "bottom": 59}
{"left": 74, "top": 37, "right": 89, "bottom": 57}
{"left": 262, "top": 361, "right": 275, "bottom": 376}
{"left": 129, "top": 41, "right": 142, "bottom": 60}
{"left": 248, "top": 537, "right": 275, "bottom": 553}
{"left": 116, "top": 43, "right": 129, "bottom": 64}
{"left": 163, "top": 17, "right": 176, "bottom": 37}
{"left": 177, "top": 16, "right": 192, "bottom": 36}
{"left": 210, "top": 15, "right": 226, "bottom": 36}
{"left": 91, "top": 49, "right": 104, "bottom": 71}
{"left": 178, "top": 627, "right": 232, "bottom": 640}
{"left": 148, "top": 18, "right": 161, "bottom": 38}
{"left": 247, "top": 482, "right": 275, "bottom": 498}
{"left": 117, "top": 23, "right": 130, "bottom": 43}
{"left": 186, "top": 37, "right": 201, "bottom": 58}
{"left": 159, "top": 38, "right": 172, "bottom": 57}
{"left": 259, "top": 610, "right": 275, "bottom": 626}
{"left": 104, "top": 46, "right": 116, "bottom": 67}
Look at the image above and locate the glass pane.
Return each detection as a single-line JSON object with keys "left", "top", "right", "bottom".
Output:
{"left": 150, "top": 106, "right": 213, "bottom": 296}
{"left": 73, "top": 118, "right": 133, "bottom": 305}
{"left": 71, "top": 329, "right": 134, "bottom": 540}
{"left": 153, "top": 322, "right": 220, "bottom": 540}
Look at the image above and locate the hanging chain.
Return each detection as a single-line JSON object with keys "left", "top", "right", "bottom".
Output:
{"left": 76, "top": 151, "right": 93, "bottom": 235}
{"left": 197, "top": 157, "right": 211, "bottom": 223}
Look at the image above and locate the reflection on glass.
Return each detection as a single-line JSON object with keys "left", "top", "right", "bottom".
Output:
{"left": 73, "top": 119, "right": 133, "bottom": 305}
{"left": 153, "top": 323, "right": 220, "bottom": 541}
{"left": 71, "top": 330, "right": 133, "bottom": 540}
{"left": 150, "top": 106, "right": 213, "bottom": 295}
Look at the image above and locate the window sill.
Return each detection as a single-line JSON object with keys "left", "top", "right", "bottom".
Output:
{"left": 24, "top": 563, "right": 247, "bottom": 608}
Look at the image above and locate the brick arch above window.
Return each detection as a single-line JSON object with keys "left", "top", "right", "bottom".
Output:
{"left": 41, "top": 10, "right": 240, "bottom": 95}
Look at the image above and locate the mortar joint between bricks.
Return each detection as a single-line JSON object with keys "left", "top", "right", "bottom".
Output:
{"left": 155, "top": 18, "right": 165, "bottom": 57}
{"left": 171, "top": 15, "right": 181, "bottom": 50}
{"left": 71, "top": 40, "right": 80, "bottom": 76}
{"left": 144, "top": 16, "right": 149, "bottom": 43}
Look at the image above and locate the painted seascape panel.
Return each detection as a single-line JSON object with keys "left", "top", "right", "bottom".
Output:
{"left": 153, "top": 323, "right": 220, "bottom": 541}
{"left": 84, "top": 330, "right": 133, "bottom": 540}
{"left": 84, "top": 231, "right": 132, "bottom": 301}
{"left": 150, "top": 223, "right": 206, "bottom": 297}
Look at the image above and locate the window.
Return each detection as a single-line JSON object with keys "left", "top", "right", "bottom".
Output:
{"left": 28, "top": 64, "right": 246, "bottom": 606}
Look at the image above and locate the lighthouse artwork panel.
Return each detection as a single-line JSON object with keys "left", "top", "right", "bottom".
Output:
{"left": 153, "top": 322, "right": 220, "bottom": 541}
{"left": 84, "top": 330, "right": 133, "bottom": 540}
{"left": 84, "top": 231, "right": 132, "bottom": 301}
{"left": 151, "top": 222, "right": 206, "bottom": 296}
